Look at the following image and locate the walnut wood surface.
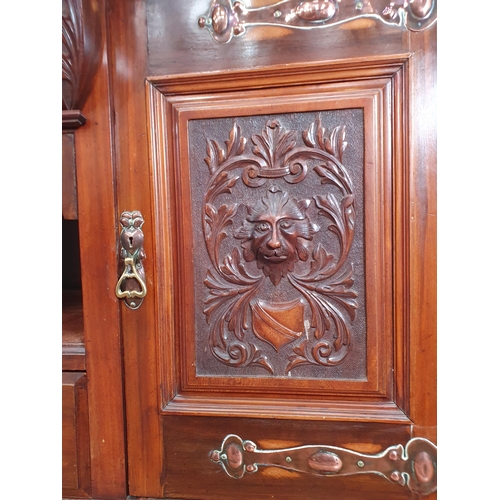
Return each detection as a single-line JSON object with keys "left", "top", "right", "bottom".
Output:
{"left": 62, "top": 290, "right": 86, "bottom": 371}
{"left": 112, "top": 1, "right": 435, "bottom": 498}
{"left": 72, "top": 0, "right": 127, "bottom": 496}
{"left": 62, "top": 372, "right": 91, "bottom": 498}
{"left": 162, "top": 416, "right": 415, "bottom": 500}
{"left": 92, "top": 1, "right": 437, "bottom": 499}
{"left": 146, "top": 1, "right": 408, "bottom": 77}
{"left": 407, "top": 26, "right": 437, "bottom": 445}
{"left": 149, "top": 70, "right": 410, "bottom": 424}
{"left": 106, "top": 0, "right": 164, "bottom": 496}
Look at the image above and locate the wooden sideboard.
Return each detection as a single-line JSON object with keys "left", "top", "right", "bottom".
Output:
{"left": 62, "top": 1, "right": 437, "bottom": 499}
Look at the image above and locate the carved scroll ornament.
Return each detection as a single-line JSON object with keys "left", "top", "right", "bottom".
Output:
{"left": 202, "top": 118, "right": 358, "bottom": 375}
{"left": 198, "top": 0, "right": 437, "bottom": 43}
{"left": 62, "top": 0, "right": 102, "bottom": 113}
{"left": 211, "top": 434, "right": 437, "bottom": 496}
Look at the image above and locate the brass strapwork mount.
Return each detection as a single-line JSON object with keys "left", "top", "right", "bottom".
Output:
{"left": 198, "top": 0, "right": 437, "bottom": 44}
{"left": 211, "top": 434, "right": 437, "bottom": 495}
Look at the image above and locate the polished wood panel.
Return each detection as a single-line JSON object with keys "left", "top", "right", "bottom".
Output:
{"left": 73, "top": 0, "right": 127, "bottom": 496}
{"left": 62, "top": 372, "right": 91, "bottom": 498}
{"left": 106, "top": 0, "right": 164, "bottom": 496}
{"left": 407, "top": 25, "right": 437, "bottom": 445}
{"left": 148, "top": 62, "right": 411, "bottom": 424}
{"left": 103, "top": 1, "right": 436, "bottom": 498}
{"left": 162, "top": 416, "right": 414, "bottom": 500}
{"left": 146, "top": 1, "right": 408, "bottom": 77}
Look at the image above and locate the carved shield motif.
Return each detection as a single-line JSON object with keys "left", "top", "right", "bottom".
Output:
{"left": 251, "top": 298, "right": 305, "bottom": 351}
{"left": 199, "top": 117, "right": 360, "bottom": 375}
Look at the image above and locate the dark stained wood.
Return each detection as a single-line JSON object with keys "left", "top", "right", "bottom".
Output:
{"left": 62, "top": 372, "right": 91, "bottom": 498}
{"left": 62, "top": 110, "right": 87, "bottom": 130}
{"left": 67, "top": 1, "right": 437, "bottom": 498}
{"left": 106, "top": 2, "right": 437, "bottom": 498}
{"left": 72, "top": 0, "right": 127, "bottom": 496}
{"left": 62, "top": 218, "right": 82, "bottom": 290}
{"left": 162, "top": 416, "right": 415, "bottom": 500}
{"left": 149, "top": 68, "right": 411, "bottom": 423}
{"left": 146, "top": 1, "right": 408, "bottom": 77}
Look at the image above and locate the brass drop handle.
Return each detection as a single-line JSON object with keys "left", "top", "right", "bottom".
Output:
{"left": 211, "top": 434, "right": 437, "bottom": 496}
{"left": 115, "top": 211, "right": 147, "bottom": 310}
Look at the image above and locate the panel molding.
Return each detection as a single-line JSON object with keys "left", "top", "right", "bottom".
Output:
{"left": 147, "top": 55, "right": 411, "bottom": 423}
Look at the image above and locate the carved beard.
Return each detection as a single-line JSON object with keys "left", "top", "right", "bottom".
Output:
{"left": 235, "top": 188, "right": 318, "bottom": 285}
{"left": 253, "top": 239, "right": 301, "bottom": 286}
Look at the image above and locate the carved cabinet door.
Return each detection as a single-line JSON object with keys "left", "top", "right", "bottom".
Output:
{"left": 109, "top": 1, "right": 436, "bottom": 499}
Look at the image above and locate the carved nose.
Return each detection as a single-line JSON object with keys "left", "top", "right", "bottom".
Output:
{"left": 267, "top": 229, "right": 281, "bottom": 249}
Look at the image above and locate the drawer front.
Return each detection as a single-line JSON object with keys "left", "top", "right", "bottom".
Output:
{"left": 62, "top": 372, "right": 91, "bottom": 498}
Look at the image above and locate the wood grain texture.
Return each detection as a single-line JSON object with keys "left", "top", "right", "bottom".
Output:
{"left": 106, "top": 0, "right": 164, "bottom": 496}
{"left": 162, "top": 416, "right": 415, "bottom": 500}
{"left": 146, "top": 0, "right": 408, "bottom": 77}
{"left": 73, "top": 0, "right": 126, "bottom": 496}
{"left": 148, "top": 61, "right": 412, "bottom": 424}
{"left": 91, "top": 2, "right": 437, "bottom": 498}
{"left": 62, "top": 133, "right": 78, "bottom": 220}
{"left": 407, "top": 25, "right": 437, "bottom": 444}
{"left": 62, "top": 372, "right": 91, "bottom": 498}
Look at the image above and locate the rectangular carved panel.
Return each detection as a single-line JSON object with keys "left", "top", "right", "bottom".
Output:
{"left": 188, "top": 111, "right": 366, "bottom": 380}
{"left": 148, "top": 58, "right": 410, "bottom": 420}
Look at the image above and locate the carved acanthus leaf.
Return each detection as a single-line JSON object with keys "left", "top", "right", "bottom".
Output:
{"left": 303, "top": 118, "right": 347, "bottom": 162}
{"left": 201, "top": 117, "right": 359, "bottom": 374}
{"left": 251, "top": 120, "right": 297, "bottom": 168}
{"left": 205, "top": 123, "right": 247, "bottom": 174}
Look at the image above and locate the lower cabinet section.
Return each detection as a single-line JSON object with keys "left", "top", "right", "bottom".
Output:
{"left": 62, "top": 372, "right": 91, "bottom": 498}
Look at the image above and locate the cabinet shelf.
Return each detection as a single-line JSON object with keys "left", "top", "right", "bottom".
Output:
{"left": 62, "top": 289, "right": 85, "bottom": 371}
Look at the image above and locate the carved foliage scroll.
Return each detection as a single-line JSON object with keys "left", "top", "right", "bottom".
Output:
{"left": 201, "top": 118, "right": 359, "bottom": 375}
{"left": 62, "top": 0, "right": 102, "bottom": 111}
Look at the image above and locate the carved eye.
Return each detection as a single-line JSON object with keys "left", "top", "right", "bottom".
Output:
{"left": 279, "top": 220, "right": 293, "bottom": 229}
{"left": 255, "top": 222, "right": 271, "bottom": 232}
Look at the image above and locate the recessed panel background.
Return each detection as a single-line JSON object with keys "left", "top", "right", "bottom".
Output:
{"left": 188, "top": 110, "right": 366, "bottom": 380}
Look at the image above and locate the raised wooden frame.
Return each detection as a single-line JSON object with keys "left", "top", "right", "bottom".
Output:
{"left": 147, "top": 55, "right": 411, "bottom": 423}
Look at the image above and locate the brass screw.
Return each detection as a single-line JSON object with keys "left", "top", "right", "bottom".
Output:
{"left": 391, "top": 471, "right": 401, "bottom": 481}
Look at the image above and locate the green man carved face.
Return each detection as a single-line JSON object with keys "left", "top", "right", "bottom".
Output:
{"left": 235, "top": 187, "right": 318, "bottom": 285}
